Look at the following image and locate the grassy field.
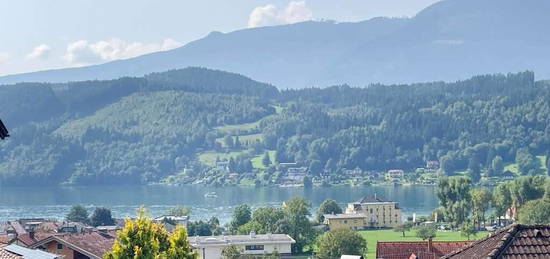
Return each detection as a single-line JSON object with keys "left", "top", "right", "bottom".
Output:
{"left": 359, "top": 229, "right": 489, "bottom": 259}
{"left": 216, "top": 133, "right": 264, "bottom": 148}
{"left": 197, "top": 151, "right": 249, "bottom": 166}
{"left": 251, "top": 150, "right": 276, "bottom": 169}
{"left": 504, "top": 155, "right": 546, "bottom": 175}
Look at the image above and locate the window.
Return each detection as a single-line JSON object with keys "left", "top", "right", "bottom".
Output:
{"left": 245, "top": 245, "right": 264, "bottom": 251}
{"left": 57, "top": 243, "right": 63, "bottom": 249}
{"left": 369, "top": 209, "right": 373, "bottom": 214}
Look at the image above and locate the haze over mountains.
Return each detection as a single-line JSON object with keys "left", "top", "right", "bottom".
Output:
{"left": 1, "top": 0, "right": 550, "bottom": 88}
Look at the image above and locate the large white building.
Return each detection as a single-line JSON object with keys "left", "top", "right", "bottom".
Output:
{"left": 188, "top": 232, "right": 295, "bottom": 259}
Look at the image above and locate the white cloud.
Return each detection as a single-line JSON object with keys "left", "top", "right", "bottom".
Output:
{"left": 0, "top": 52, "right": 11, "bottom": 65}
{"left": 26, "top": 44, "right": 52, "bottom": 60}
{"left": 248, "top": 1, "right": 313, "bottom": 28}
{"left": 63, "top": 38, "right": 182, "bottom": 65}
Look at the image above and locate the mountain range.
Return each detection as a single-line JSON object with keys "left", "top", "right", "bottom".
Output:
{"left": 1, "top": 0, "right": 550, "bottom": 88}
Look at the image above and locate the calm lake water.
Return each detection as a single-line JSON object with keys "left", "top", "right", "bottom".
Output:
{"left": 0, "top": 185, "right": 439, "bottom": 223}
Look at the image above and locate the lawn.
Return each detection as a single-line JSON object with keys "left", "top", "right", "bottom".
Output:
{"left": 358, "top": 229, "right": 489, "bottom": 259}
{"left": 251, "top": 150, "right": 276, "bottom": 169}
{"left": 216, "top": 133, "right": 264, "bottom": 148}
{"left": 504, "top": 155, "right": 547, "bottom": 175}
{"left": 197, "top": 151, "right": 249, "bottom": 166}
{"left": 215, "top": 120, "right": 262, "bottom": 135}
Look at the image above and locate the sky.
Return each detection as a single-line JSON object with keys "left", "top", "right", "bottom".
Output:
{"left": 0, "top": 0, "right": 440, "bottom": 76}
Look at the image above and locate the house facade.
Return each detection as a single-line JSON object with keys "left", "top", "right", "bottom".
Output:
{"left": 189, "top": 233, "right": 295, "bottom": 259}
{"left": 323, "top": 214, "right": 368, "bottom": 230}
{"left": 345, "top": 195, "right": 402, "bottom": 228}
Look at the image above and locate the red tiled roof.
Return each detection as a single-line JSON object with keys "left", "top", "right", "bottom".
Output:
{"left": 0, "top": 235, "right": 10, "bottom": 245}
{"left": 32, "top": 232, "right": 115, "bottom": 259}
{"left": 0, "top": 248, "right": 22, "bottom": 259}
{"left": 376, "top": 240, "right": 472, "bottom": 259}
{"left": 442, "top": 224, "right": 550, "bottom": 259}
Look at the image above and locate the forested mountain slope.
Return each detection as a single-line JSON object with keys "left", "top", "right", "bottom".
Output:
{"left": 0, "top": 69, "right": 548, "bottom": 186}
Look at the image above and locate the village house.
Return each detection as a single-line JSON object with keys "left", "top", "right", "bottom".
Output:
{"left": 153, "top": 215, "right": 189, "bottom": 226}
{"left": 323, "top": 214, "right": 368, "bottom": 231}
{"left": 345, "top": 195, "right": 402, "bottom": 228}
{"left": 425, "top": 161, "right": 439, "bottom": 171}
{"left": 283, "top": 167, "right": 308, "bottom": 183}
{"left": 442, "top": 224, "right": 550, "bottom": 258}
{"left": 188, "top": 232, "right": 295, "bottom": 259}
{"left": 0, "top": 244, "right": 60, "bottom": 259}
{"left": 31, "top": 232, "right": 115, "bottom": 259}
{"left": 215, "top": 161, "right": 230, "bottom": 172}
{"left": 386, "top": 169, "right": 404, "bottom": 181}
{"left": 376, "top": 240, "right": 472, "bottom": 259}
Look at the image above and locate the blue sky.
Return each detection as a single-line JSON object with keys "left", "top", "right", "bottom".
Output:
{"left": 0, "top": 0, "right": 440, "bottom": 76}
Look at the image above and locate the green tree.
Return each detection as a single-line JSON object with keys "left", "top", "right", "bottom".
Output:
{"left": 167, "top": 225, "right": 197, "bottom": 259}
{"left": 237, "top": 207, "right": 285, "bottom": 234}
{"left": 415, "top": 224, "right": 437, "bottom": 240}
{"left": 393, "top": 222, "right": 414, "bottom": 237}
{"left": 315, "top": 229, "right": 367, "bottom": 259}
{"left": 517, "top": 199, "right": 550, "bottom": 224}
{"left": 316, "top": 199, "right": 342, "bottom": 223}
{"left": 66, "top": 205, "right": 89, "bottom": 224}
{"left": 436, "top": 177, "right": 472, "bottom": 227}
{"left": 104, "top": 207, "right": 197, "bottom": 259}
{"left": 230, "top": 204, "right": 251, "bottom": 233}
{"left": 492, "top": 183, "right": 512, "bottom": 225}
{"left": 90, "top": 207, "right": 115, "bottom": 227}
{"left": 492, "top": 156, "right": 504, "bottom": 176}
{"left": 470, "top": 188, "right": 492, "bottom": 229}
{"left": 221, "top": 245, "right": 241, "bottom": 259}
{"left": 262, "top": 151, "right": 272, "bottom": 167}
{"left": 166, "top": 205, "right": 191, "bottom": 217}
{"left": 516, "top": 149, "right": 540, "bottom": 175}
{"left": 546, "top": 151, "right": 550, "bottom": 176}
{"left": 460, "top": 221, "right": 478, "bottom": 240}
{"left": 224, "top": 135, "right": 234, "bottom": 149}
{"left": 509, "top": 176, "right": 546, "bottom": 207}
{"left": 284, "top": 197, "right": 315, "bottom": 253}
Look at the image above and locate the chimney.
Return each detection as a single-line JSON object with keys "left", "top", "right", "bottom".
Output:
{"left": 249, "top": 231, "right": 256, "bottom": 238}
{"left": 427, "top": 238, "right": 433, "bottom": 252}
{"left": 29, "top": 229, "right": 35, "bottom": 240}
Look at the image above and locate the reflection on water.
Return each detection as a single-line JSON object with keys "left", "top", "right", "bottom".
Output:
{"left": 0, "top": 185, "right": 438, "bottom": 223}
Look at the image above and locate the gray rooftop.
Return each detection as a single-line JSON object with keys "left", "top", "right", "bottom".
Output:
{"left": 189, "top": 233, "right": 295, "bottom": 247}
{"left": 4, "top": 244, "right": 59, "bottom": 259}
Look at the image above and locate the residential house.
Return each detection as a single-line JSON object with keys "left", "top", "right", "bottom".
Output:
{"left": 345, "top": 195, "right": 402, "bottom": 228}
{"left": 502, "top": 170, "right": 515, "bottom": 180}
{"left": 376, "top": 240, "right": 472, "bottom": 259}
{"left": 153, "top": 215, "right": 189, "bottom": 226}
{"left": 386, "top": 170, "right": 404, "bottom": 181}
{"left": 215, "top": 161, "right": 230, "bottom": 172}
{"left": 31, "top": 232, "right": 115, "bottom": 259}
{"left": 284, "top": 167, "right": 308, "bottom": 183}
{"left": 323, "top": 214, "right": 367, "bottom": 231}
{"left": 425, "top": 161, "right": 439, "bottom": 171}
{"left": 0, "top": 244, "right": 60, "bottom": 259}
{"left": 442, "top": 224, "right": 550, "bottom": 258}
{"left": 189, "top": 232, "right": 295, "bottom": 259}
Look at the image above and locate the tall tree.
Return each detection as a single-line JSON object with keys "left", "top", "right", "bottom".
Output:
{"left": 262, "top": 151, "right": 272, "bottom": 167}
{"left": 491, "top": 156, "right": 504, "bottom": 176}
{"left": 284, "top": 197, "right": 315, "bottom": 253}
{"left": 393, "top": 222, "right": 414, "bottom": 237}
{"left": 90, "top": 207, "right": 115, "bottom": 227}
{"left": 230, "top": 204, "right": 251, "bottom": 233}
{"left": 436, "top": 177, "right": 472, "bottom": 228}
{"left": 66, "top": 205, "right": 89, "bottom": 224}
{"left": 517, "top": 199, "right": 550, "bottom": 224}
{"left": 315, "top": 229, "right": 367, "bottom": 259}
{"left": 492, "top": 183, "right": 512, "bottom": 225}
{"left": 470, "top": 188, "right": 492, "bottom": 229}
{"left": 104, "top": 207, "right": 197, "bottom": 259}
{"left": 460, "top": 221, "right": 478, "bottom": 240}
{"left": 316, "top": 199, "right": 343, "bottom": 223}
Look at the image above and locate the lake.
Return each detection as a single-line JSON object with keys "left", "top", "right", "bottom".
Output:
{"left": 0, "top": 185, "right": 439, "bottom": 223}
